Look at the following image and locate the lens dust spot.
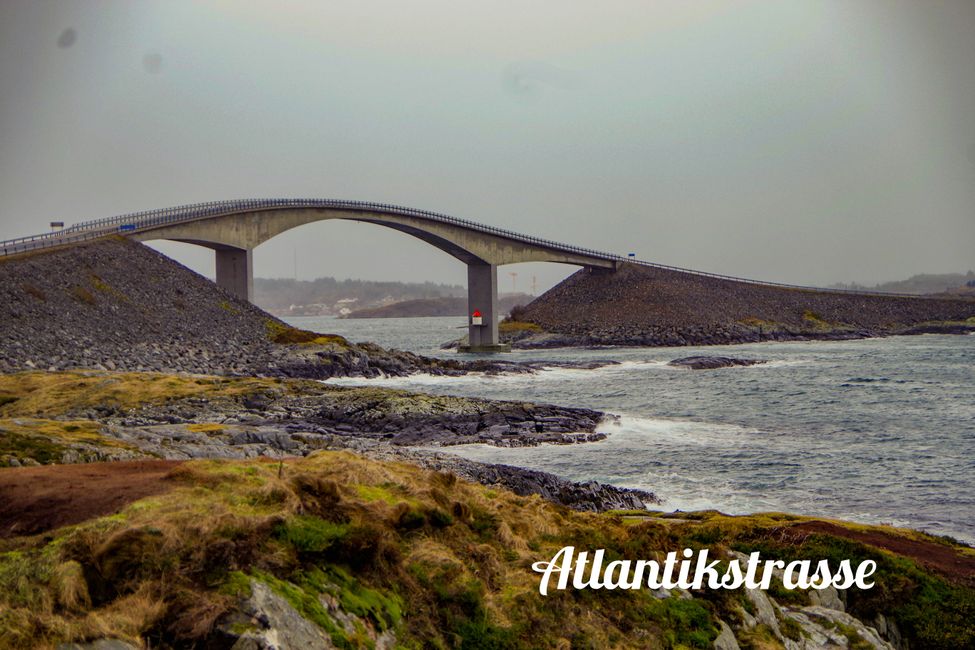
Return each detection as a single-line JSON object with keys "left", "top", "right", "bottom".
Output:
{"left": 57, "top": 28, "right": 77, "bottom": 49}
{"left": 142, "top": 52, "right": 163, "bottom": 74}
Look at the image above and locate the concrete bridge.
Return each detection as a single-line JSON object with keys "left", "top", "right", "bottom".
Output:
{"left": 0, "top": 199, "right": 622, "bottom": 352}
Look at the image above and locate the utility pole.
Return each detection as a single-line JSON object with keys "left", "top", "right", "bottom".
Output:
{"left": 508, "top": 271, "right": 518, "bottom": 294}
{"left": 531, "top": 275, "right": 537, "bottom": 296}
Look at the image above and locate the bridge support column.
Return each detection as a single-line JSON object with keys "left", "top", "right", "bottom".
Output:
{"left": 215, "top": 247, "right": 253, "bottom": 303}
{"left": 460, "top": 262, "right": 510, "bottom": 353}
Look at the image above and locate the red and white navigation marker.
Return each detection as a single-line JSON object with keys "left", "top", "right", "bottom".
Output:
{"left": 471, "top": 310, "right": 483, "bottom": 326}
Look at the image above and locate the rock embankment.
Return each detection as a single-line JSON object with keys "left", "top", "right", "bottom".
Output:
{"left": 0, "top": 238, "right": 521, "bottom": 378}
{"left": 505, "top": 263, "right": 975, "bottom": 348}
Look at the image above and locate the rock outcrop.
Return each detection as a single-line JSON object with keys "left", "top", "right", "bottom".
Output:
{"left": 668, "top": 356, "right": 765, "bottom": 370}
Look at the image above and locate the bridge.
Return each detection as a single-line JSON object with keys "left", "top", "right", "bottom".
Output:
{"left": 0, "top": 199, "right": 624, "bottom": 352}
{"left": 3, "top": 198, "right": 933, "bottom": 353}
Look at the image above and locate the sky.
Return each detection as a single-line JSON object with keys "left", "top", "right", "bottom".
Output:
{"left": 1, "top": 0, "right": 973, "bottom": 292}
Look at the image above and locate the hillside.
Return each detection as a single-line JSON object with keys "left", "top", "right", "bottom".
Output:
{"left": 254, "top": 276, "right": 465, "bottom": 316}
{"left": 0, "top": 238, "right": 512, "bottom": 378}
{"left": 1, "top": 448, "right": 972, "bottom": 648}
{"left": 831, "top": 271, "right": 975, "bottom": 295}
{"left": 504, "top": 263, "right": 975, "bottom": 347}
{"left": 340, "top": 293, "right": 532, "bottom": 319}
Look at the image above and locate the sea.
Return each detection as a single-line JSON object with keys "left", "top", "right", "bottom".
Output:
{"left": 284, "top": 315, "right": 975, "bottom": 544}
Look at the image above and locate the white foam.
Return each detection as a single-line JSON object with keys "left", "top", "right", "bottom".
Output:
{"left": 602, "top": 415, "right": 760, "bottom": 447}
{"left": 322, "top": 359, "right": 670, "bottom": 388}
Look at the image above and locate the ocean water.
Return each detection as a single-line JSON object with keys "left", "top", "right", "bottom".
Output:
{"left": 285, "top": 315, "right": 975, "bottom": 543}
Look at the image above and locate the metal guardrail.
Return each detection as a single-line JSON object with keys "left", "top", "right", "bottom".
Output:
{"left": 0, "top": 199, "right": 936, "bottom": 299}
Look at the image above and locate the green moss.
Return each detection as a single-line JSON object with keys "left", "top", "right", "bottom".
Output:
{"left": 427, "top": 508, "right": 454, "bottom": 529}
{"left": 219, "top": 300, "right": 241, "bottom": 315}
{"left": 733, "top": 533, "right": 975, "bottom": 649}
{"left": 0, "top": 430, "right": 65, "bottom": 464}
{"left": 302, "top": 565, "right": 403, "bottom": 632}
{"left": 355, "top": 483, "right": 405, "bottom": 505}
{"left": 1, "top": 448, "right": 972, "bottom": 649}
{"left": 779, "top": 615, "right": 804, "bottom": 641}
{"left": 219, "top": 571, "right": 254, "bottom": 598}
{"left": 275, "top": 516, "right": 350, "bottom": 553}
{"left": 265, "top": 320, "right": 349, "bottom": 347}
{"left": 630, "top": 597, "right": 718, "bottom": 649}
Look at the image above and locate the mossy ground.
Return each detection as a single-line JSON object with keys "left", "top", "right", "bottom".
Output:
{"left": 498, "top": 321, "right": 542, "bottom": 334}
{"left": 0, "top": 418, "right": 138, "bottom": 464}
{"left": 0, "top": 452, "right": 972, "bottom": 649}
{"left": 0, "top": 371, "right": 476, "bottom": 422}
{"left": 0, "top": 371, "right": 286, "bottom": 419}
{"left": 265, "top": 320, "right": 350, "bottom": 347}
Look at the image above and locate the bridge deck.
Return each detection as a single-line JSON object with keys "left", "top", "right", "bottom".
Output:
{"left": 0, "top": 198, "right": 926, "bottom": 298}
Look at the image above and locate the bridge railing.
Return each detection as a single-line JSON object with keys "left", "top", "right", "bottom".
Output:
{"left": 0, "top": 198, "right": 934, "bottom": 298}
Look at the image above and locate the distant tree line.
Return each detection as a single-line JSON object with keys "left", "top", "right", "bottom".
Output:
{"left": 254, "top": 276, "right": 465, "bottom": 313}
{"left": 830, "top": 271, "right": 975, "bottom": 295}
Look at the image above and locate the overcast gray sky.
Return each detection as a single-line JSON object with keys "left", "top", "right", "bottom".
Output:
{"left": 1, "top": 0, "right": 973, "bottom": 291}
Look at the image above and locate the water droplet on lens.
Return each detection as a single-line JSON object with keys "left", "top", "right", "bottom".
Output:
{"left": 142, "top": 52, "right": 163, "bottom": 74}
{"left": 57, "top": 28, "right": 76, "bottom": 49}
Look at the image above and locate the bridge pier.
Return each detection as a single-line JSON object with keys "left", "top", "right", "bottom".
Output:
{"left": 459, "top": 262, "right": 510, "bottom": 353}
{"left": 215, "top": 247, "right": 253, "bottom": 303}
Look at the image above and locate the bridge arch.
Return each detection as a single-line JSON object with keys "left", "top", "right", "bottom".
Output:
{"left": 120, "top": 201, "right": 619, "bottom": 352}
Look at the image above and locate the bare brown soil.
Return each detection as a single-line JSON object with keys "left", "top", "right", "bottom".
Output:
{"left": 0, "top": 460, "right": 182, "bottom": 538}
{"left": 784, "top": 520, "right": 975, "bottom": 587}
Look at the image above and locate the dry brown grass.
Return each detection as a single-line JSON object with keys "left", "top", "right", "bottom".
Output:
{"left": 69, "top": 286, "right": 96, "bottom": 306}
{"left": 0, "top": 419, "right": 129, "bottom": 449}
{"left": 499, "top": 321, "right": 542, "bottom": 333}
{"left": 1, "top": 451, "right": 971, "bottom": 648}
{"left": 0, "top": 372, "right": 286, "bottom": 419}
{"left": 265, "top": 320, "right": 350, "bottom": 347}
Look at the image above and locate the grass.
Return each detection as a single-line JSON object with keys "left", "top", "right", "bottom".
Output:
{"left": 0, "top": 372, "right": 286, "bottom": 419}
{"left": 22, "top": 283, "right": 47, "bottom": 301}
{"left": 89, "top": 274, "right": 129, "bottom": 302}
{"left": 265, "top": 320, "right": 350, "bottom": 347}
{"left": 69, "top": 286, "right": 96, "bottom": 306}
{"left": 0, "top": 418, "right": 138, "bottom": 464}
{"left": 499, "top": 321, "right": 542, "bottom": 334}
{"left": 739, "top": 317, "right": 781, "bottom": 329}
{"left": 218, "top": 300, "right": 240, "bottom": 315}
{"left": 185, "top": 423, "right": 226, "bottom": 435}
{"left": 0, "top": 451, "right": 971, "bottom": 649}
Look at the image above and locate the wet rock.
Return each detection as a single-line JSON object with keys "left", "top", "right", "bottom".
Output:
{"left": 713, "top": 620, "right": 740, "bottom": 650}
{"left": 668, "top": 356, "right": 765, "bottom": 370}
{"left": 780, "top": 605, "right": 894, "bottom": 650}
{"left": 223, "top": 579, "right": 335, "bottom": 649}
{"left": 808, "top": 584, "right": 844, "bottom": 612}
{"left": 365, "top": 446, "right": 659, "bottom": 511}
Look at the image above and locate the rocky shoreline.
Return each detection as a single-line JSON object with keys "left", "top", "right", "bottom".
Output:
{"left": 0, "top": 371, "right": 654, "bottom": 512}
